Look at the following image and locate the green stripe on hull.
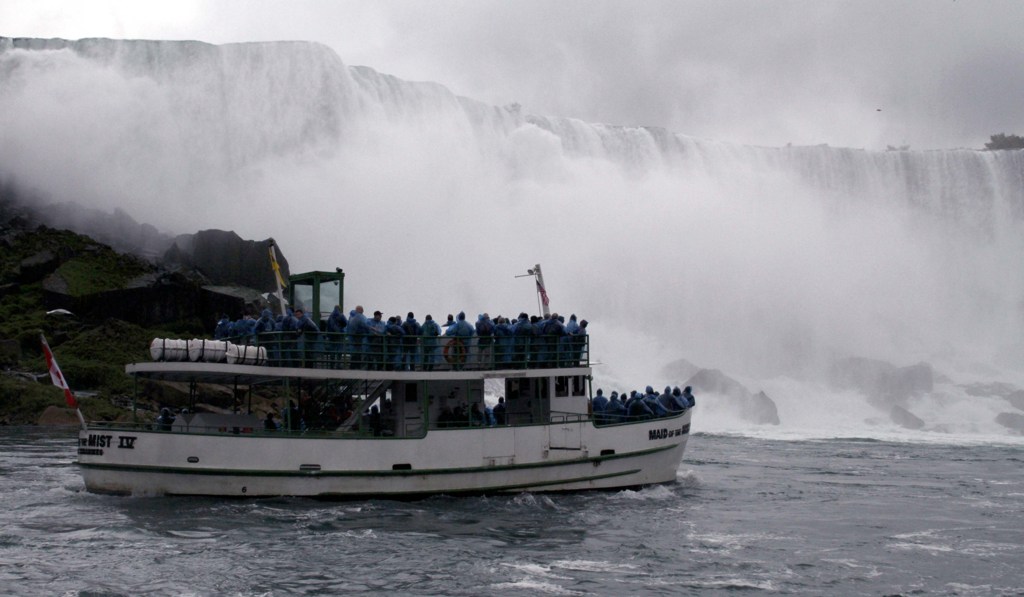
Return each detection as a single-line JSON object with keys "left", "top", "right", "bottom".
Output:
{"left": 79, "top": 443, "right": 680, "bottom": 478}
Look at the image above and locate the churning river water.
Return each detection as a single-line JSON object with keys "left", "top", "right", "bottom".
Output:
{"left": 2, "top": 427, "right": 1022, "bottom": 596}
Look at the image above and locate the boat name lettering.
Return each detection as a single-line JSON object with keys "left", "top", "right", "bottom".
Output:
{"left": 82, "top": 434, "right": 114, "bottom": 448}
{"left": 649, "top": 424, "right": 690, "bottom": 440}
{"left": 118, "top": 436, "right": 137, "bottom": 449}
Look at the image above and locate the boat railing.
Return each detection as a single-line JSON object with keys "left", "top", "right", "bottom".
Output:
{"left": 201, "top": 331, "right": 590, "bottom": 372}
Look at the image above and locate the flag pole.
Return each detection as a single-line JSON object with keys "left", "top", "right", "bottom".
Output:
{"left": 268, "top": 241, "right": 288, "bottom": 317}
{"left": 533, "top": 263, "right": 551, "bottom": 317}
{"left": 516, "top": 263, "right": 551, "bottom": 317}
{"left": 40, "top": 333, "right": 87, "bottom": 430}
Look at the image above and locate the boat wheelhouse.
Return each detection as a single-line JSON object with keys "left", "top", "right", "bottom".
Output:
{"left": 76, "top": 268, "right": 692, "bottom": 497}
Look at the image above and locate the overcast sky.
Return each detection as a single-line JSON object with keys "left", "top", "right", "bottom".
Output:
{"left": 2, "top": 0, "right": 1021, "bottom": 150}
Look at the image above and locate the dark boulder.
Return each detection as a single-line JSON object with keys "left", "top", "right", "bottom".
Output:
{"left": 18, "top": 250, "right": 61, "bottom": 283}
{"left": 1008, "top": 391, "right": 1024, "bottom": 412}
{"left": 660, "top": 358, "right": 701, "bottom": 382}
{"left": 890, "top": 405, "right": 925, "bottom": 430}
{"left": 995, "top": 412, "right": 1024, "bottom": 433}
{"left": 686, "top": 368, "right": 781, "bottom": 425}
{"left": 829, "top": 357, "right": 933, "bottom": 409}
{"left": 164, "top": 229, "right": 290, "bottom": 293}
{"left": 750, "top": 391, "right": 781, "bottom": 425}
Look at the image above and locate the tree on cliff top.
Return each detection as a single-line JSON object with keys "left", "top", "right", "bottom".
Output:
{"left": 985, "top": 133, "right": 1024, "bottom": 150}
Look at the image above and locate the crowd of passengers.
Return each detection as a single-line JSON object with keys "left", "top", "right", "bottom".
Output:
{"left": 592, "top": 385, "right": 695, "bottom": 425}
{"left": 212, "top": 305, "right": 589, "bottom": 370}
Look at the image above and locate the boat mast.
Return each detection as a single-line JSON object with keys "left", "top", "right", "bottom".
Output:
{"left": 518, "top": 263, "right": 551, "bottom": 317}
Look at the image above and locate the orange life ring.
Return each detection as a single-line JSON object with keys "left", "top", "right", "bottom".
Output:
{"left": 444, "top": 338, "right": 467, "bottom": 364}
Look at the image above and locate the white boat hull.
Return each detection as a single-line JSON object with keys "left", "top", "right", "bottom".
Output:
{"left": 78, "top": 413, "right": 691, "bottom": 497}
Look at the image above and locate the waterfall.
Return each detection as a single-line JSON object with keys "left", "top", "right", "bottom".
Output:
{"left": 3, "top": 37, "right": 1022, "bottom": 439}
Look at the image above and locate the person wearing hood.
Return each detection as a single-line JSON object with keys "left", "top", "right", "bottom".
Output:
{"left": 512, "top": 313, "right": 533, "bottom": 368}
{"left": 682, "top": 386, "right": 696, "bottom": 408}
{"left": 214, "top": 314, "right": 231, "bottom": 339}
{"left": 293, "top": 308, "right": 320, "bottom": 367}
{"left": 627, "top": 391, "right": 655, "bottom": 420}
{"left": 660, "top": 385, "right": 679, "bottom": 413}
{"left": 385, "top": 316, "right": 405, "bottom": 370}
{"left": 254, "top": 309, "right": 276, "bottom": 336}
{"left": 325, "top": 305, "right": 347, "bottom": 364}
{"left": 420, "top": 314, "right": 441, "bottom": 371}
{"left": 643, "top": 385, "right": 668, "bottom": 418}
{"left": 367, "top": 310, "right": 387, "bottom": 370}
{"left": 605, "top": 391, "right": 627, "bottom": 423}
{"left": 494, "top": 316, "right": 514, "bottom": 366}
{"left": 400, "top": 312, "right": 421, "bottom": 371}
{"left": 326, "top": 305, "right": 347, "bottom": 334}
{"left": 347, "top": 306, "right": 370, "bottom": 366}
{"left": 560, "top": 314, "right": 579, "bottom": 366}
{"left": 671, "top": 386, "right": 690, "bottom": 411}
{"left": 475, "top": 313, "right": 495, "bottom": 368}
{"left": 230, "top": 313, "right": 254, "bottom": 340}
{"left": 445, "top": 311, "right": 474, "bottom": 370}
{"left": 592, "top": 388, "right": 609, "bottom": 424}
{"left": 156, "top": 407, "right": 176, "bottom": 431}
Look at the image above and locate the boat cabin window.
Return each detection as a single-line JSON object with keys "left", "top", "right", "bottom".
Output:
{"left": 555, "top": 376, "right": 569, "bottom": 397}
{"left": 555, "top": 375, "right": 588, "bottom": 397}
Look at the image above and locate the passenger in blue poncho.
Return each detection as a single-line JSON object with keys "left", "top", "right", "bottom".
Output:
{"left": 214, "top": 314, "right": 231, "bottom": 339}
{"left": 420, "top": 314, "right": 441, "bottom": 371}
{"left": 385, "top": 317, "right": 405, "bottom": 370}
{"left": 326, "top": 305, "right": 347, "bottom": 333}
{"left": 347, "top": 306, "right": 370, "bottom": 369}
{"left": 591, "top": 388, "right": 609, "bottom": 424}
{"left": 660, "top": 385, "right": 678, "bottom": 413}
{"left": 229, "top": 314, "right": 253, "bottom": 339}
{"left": 446, "top": 312, "right": 474, "bottom": 370}
{"left": 605, "top": 391, "right": 626, "bottom": 423}
{"left": 253, "top": 309, "right": 276, "bottom": 336}
{"left": 325, "top": 305, "right": 347, "bottom": 364}
{"left": 293, "top": 308, "right": 320, "bottom": 367}
{"left": 367, "top": 310, "right": 386, "bottom": 370}
{"left": 561, "top": 314, "right": 579, "bottom": 366}
{"left": 493, "top": 316, "right": 513, "bottom": 365}
{"left": 475, "top": 313, "right": 495, "bottom": 368}
{"left": 682, "top": 386, "right": 696, "bottom": 408}
{"left": 401, "top": 313, "right": 421, "bottom": 371}
{"left": 627, "top": 392, "right": 654, "bottom": 420}
{"left": 512, "top": 313, "right": 533, "bottom": 368}
{"left": 671, "top": 386, "right": 689, "bottom": 411}
{"left": 643, "top": 385, "right": 668, "bottom": 418}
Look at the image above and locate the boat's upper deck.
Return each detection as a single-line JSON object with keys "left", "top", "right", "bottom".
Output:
{"left": 138, "top": 331, "right": 590, "bottom": 383}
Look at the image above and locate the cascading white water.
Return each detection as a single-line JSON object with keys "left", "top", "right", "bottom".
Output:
{"left": 2, "top": 37, "right": 1022, "bottom": 441}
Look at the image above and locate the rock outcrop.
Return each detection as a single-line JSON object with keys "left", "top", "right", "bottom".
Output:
{"left": 686, "top": 368, "right": 781, "bottom": 425}
{"left": 995, "top": 412, "right": 1024, "bottom": 433}
{"left": 890, "top": 405, "right": 925, "bottom": 430}
{"left": 828, "top": 357, "right": 933, "bottom": 409}
{"left": 164, "top": 229, "right": 290, "bottom": 293}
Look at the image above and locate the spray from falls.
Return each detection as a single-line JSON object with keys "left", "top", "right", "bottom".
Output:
{"left": 2, "top": 37, "right": 1023, "bottom": 441}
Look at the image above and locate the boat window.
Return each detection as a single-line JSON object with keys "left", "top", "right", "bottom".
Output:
{"left": 572, "top": 375, "right": 586, "bottom": 396}
{"left": 405, "top": 382, "right": 418, "bottom": 403}
{"left": 555, "top": 376, "right": 569, "bottom": 397}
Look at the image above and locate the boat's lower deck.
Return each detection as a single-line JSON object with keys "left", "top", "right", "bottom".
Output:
{"left": 78, "top": 414, "right": 691, "bottom": 497}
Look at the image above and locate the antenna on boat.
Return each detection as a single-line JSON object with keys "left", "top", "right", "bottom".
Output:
{"left": 268, "top": 241, "right": 288, "bottom": 317}
{"left": 516, "top": 263, "right": 551, "bottom": 317}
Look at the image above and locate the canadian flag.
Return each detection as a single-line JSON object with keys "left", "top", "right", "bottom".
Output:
{"left": 536, "top": 279, "right": 550, "bottom": 307}
{"left": 40, "top": 334, "right": 78, "bottom": 408}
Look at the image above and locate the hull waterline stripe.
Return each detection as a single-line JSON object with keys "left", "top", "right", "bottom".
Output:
{"left": 78, "top": 443, "right": 681, "bottom": 478}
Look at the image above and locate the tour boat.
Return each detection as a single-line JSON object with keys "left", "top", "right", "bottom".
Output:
{"left": 74, "top": 266, "right": 692, "bottom": 497}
